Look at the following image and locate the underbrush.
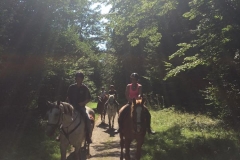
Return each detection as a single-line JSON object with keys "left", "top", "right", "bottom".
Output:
{"left": 0, "top": 102, "right": 98, "bottom": 160}
{"left": 142, "top": 108, "right": 240, "bottom": 160}
{"left": 0, "top": 123, "right": 60, "bottom": 160}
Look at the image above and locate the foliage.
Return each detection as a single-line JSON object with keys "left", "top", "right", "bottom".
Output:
{"left": 164, "top": 0, "right": 240, "bottom": 122}
{"left": 142, "top": 108, "right": 240, "bottom": 160}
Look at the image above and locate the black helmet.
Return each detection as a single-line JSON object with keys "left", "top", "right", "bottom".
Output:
{"left": 130, "top": 73, "right": 139, "bottom": 80}
{"left": 75, "top": 72, "right": 84, "bottom": 79}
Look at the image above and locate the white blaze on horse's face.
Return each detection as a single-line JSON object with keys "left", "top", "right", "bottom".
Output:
{"left": 136, "top": 105, "right": 142, "bottom": 123}
{"left": 46, "top": 106, "right": 62, "bottom": 137}
{"left": 48, "top": 107, "right": 61, "bottom": 124}
{"left": 136, "top": 105, "right": 142, "bottom": 132}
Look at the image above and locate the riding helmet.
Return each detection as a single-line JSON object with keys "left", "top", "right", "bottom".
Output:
{"left": 130, "top": 73, "right": 139, "bottom": 80}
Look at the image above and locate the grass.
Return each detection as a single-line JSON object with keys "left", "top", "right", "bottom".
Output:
{"left": 0, "top": 123, "right": 60, "bottom": 160}
{"left": 2, "top": 104, "right": 239, "bottom": 160}
{"left": 142, "top": 107, "right": 240, "bottom": 160}
{"left": 87, "top": 102, "right": 99, "bottom": 120}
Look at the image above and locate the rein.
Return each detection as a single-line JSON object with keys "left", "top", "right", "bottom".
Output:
{"left": 47, "top": 106, "right": 62, "bottom": 128}
{"left": 60, "top": 111, "right": 82, "bottom": 141}
{"left": 131, "top": 106, "right": 145, "bottom": 133}
{"left": 47, "top": 102, "right": 82, "bottom": 142}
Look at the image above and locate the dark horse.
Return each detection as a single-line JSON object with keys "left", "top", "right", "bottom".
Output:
{"left": 97, "top": 95, "right": 108, "bottom": 123}
{"left": 119, "top": 98, "right": 147, "bottom": 160}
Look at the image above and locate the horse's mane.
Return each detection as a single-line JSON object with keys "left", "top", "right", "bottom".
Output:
{"left": 60, "top": 102, "right": 74, "bottom": 116}
{"left": 131, "top": 99, "right": 143, "bottom": 118}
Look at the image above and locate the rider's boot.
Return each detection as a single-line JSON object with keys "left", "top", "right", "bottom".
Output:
{"left": 55, "top": 134, "right": 60, "bottom": 142}
{"left": 85, "top": 115, "right": 92, "bottom": 144}
{"left": 86, "top": 131, "right": 92, "bottom": 144}
{"left": 114, "top": 117, "right": 122, "bottom": 134}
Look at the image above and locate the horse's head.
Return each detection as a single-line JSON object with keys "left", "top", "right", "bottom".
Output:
{"left": 108, "top": 94, "right": 115, "bottom": 105}
{"left": 46, "top": 101, "right": 70, "bottom": 136}
{"left": 45, "top": 101, "right": 63, "bottom": 137}
{"left": 45, "top": 101, "right": 75, "bottom": 137}
{"left": 131, "top": 98, "right": 146, "bottom": 133}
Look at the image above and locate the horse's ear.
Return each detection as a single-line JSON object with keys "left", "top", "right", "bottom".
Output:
{"left": 57, "top": 100, "right": 60, "bottom": 106}
{"left": 133, "top": 98, "right": 136, "bottom": 105}
{"left": 46, "top": 101, "right": 53, "bottom": 107}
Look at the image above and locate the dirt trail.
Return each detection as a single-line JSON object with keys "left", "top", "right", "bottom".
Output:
{"left": 66, "top": 114, "right": 136, "bottom": 160}
{"left": 89, "top": 115, "right": 121, "bottom": 160}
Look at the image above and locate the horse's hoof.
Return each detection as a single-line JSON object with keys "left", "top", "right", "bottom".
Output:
{"left": 86, "top": 154, "right": 91, "bottom": 159}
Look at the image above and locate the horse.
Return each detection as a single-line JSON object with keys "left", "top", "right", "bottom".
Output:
{"left": 45, "top": 101, "right": 95, "bottom": 160}
{"left": 97, "top": 95, "right": 108, "bottom": 123}
{"left": 119, "top": 98, "right": 147, "bottom": 160}
{"left": 105, "top": 94, "right": 118, "bottom": 129}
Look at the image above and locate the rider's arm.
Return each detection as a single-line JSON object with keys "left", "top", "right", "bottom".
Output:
{"left": 78, "top": 99, "right": 90, "bottom": 107}
{"left": 138, "top": 84, "right": 142, "bottom": 98}
{"left": 79, "top": 86, "right": 91, "bottom": 107}
{"left": 125, "top": 85, "right": 130, "bottom": 102}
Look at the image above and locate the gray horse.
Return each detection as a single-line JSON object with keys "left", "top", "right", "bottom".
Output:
{"left": 46, "top": 101, "right": 95, "bottom": 160}
{"left": 105, "top": 94, "right": 118, "bottom": 129}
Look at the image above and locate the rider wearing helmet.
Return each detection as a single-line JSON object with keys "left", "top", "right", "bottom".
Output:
{"left": 115, "top": 73, "right": 155, "bottom": 135}
{"left": 98, "top": 86, "right": 107, "bottom": 103}
{"left": 104, "top": 85, "right": 120, "bottom": 114}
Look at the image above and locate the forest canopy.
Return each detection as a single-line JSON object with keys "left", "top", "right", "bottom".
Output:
{"left": 0, "top": 0, "right": 240, "bottom": 126}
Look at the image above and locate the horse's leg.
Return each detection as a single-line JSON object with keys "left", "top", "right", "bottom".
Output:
{"left": 120, "top": 134, "right": 124, "bottom": 160}
{"left": 103, "top": 109, "right": 106, "bottom": 123}
{"left": 135, "top": 139, "right": 144, "bottom": 160}
{"left": 86, "top": 143, "right": 91, "bottom": 159}
{"left": 125, "top": 138, "right": 131, "bottom": 160}
{"left": 112, "top": 115, "right": 115, "bottom": 129}
{"left": 60, "top": 144, "right": 68, "bottom": 160}
{"left": 108, "top": 114, "right": 111, "bottom": 129}
{"left": 75, "top": 145, "right": 81, "bottom": 160}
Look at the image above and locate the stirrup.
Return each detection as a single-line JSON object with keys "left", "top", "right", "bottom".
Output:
{"left": 86, "top": 136, "right": 92, "bottom": 144}
{"left": 55, "top": 135, "right": 60, "bottom": 142}
{"left": 114, "top": 128, "right": 120, "bottom": 134}
{"left": 147, "top": 128, "right": 156, "bottom": 135}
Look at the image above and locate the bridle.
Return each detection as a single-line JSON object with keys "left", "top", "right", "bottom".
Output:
{"left": 132, "top": 105, "right": 145, "bottom": 133}
{"left": 47, "top": 102, "right": 82, "bottom": 142}
{"left": 47, "top": 106, "right": 63, "bottom": 128}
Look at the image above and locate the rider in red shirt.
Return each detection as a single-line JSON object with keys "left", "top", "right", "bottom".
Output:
{"left": 115, "top": 73, "right": 155, "bottom": 135}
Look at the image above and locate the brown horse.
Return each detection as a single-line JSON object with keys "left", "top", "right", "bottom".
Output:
{"left": 119, "top": 98, "right": 147, "bottom": 160}
{"left": 97, "top": 95, "right": 108, "bottom": 123}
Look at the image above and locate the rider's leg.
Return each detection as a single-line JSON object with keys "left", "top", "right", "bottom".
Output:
{"left": 114, "top": 100, "right": 120, "bottom": 114}
{"left": 79, "top": 107, "right": 92, "bottom": 144}
{"left": 144, "top": 107, "right": 156, "bottom": 135}
{"left": 104, "top": 102, "right": 108, "bottom": 116}
{"left": 114, "top": 100, "right": 119, "bottom": 106}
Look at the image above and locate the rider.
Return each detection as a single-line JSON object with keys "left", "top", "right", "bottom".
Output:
{"left": 66, "top": 72, "right": 92, "bottom": 144}
{"left": 98, "top": 86, "right": 107, "bottom": 102}
{"left": 104, "top": 85, "right": 119, "bottom": 112}
{"left": 115, "top": 73, "right": 155, "bottom": 135}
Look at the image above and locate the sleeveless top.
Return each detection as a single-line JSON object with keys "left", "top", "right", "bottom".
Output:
{"left": 128, "top": 83, "right": 140, "bottom": 99}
